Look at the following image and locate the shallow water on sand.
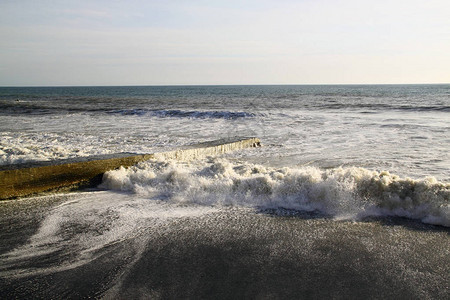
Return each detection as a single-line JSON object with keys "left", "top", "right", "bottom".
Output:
{"left": 0, "top": 193, "right": 448, "bottom": 298}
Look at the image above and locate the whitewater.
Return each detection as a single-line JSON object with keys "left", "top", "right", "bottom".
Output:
{"left": 100, "top": 157, "right": 449, "bottom": 227}
{"left": 0, "top": 85, "right": 448, "bottom": 226}
{"left": 1, "top": 85, "right": 449, "bottom": 298}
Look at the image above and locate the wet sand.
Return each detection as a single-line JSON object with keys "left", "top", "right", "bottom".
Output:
{"left": 0, "top": 194, "right": 449, "bottom": 299}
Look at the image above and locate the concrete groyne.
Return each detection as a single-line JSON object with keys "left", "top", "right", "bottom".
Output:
{"left": 0, "top": 137, "right": 260, "bottom": 200}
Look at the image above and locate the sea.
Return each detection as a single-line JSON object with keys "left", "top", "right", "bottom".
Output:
{"left": 0, "top": 85, "right": 449, "bottom": 298}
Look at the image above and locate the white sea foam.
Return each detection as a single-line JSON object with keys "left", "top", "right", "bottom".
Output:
{"left": 0, "top": 192, "right": 217, "bottom": 278}
{"left": 0, "top": 132, "right": 97, "bottom": 164}
{"left": 101, "top": 158, "right": 450, "bottom": 227}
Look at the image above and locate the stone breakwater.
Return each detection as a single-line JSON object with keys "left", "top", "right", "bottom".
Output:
{"left": 0, "top": 137, "right": 261, "bottom": 200}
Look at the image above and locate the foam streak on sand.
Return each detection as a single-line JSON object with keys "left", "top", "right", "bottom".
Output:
{"left": 1, "top": 191, "right": 448, "bottom": 299}
{"left": 101, "top": 158, "right": 450, "bottom": 227}
{"left": 0, "top": 192, "right": 218, "bottom": 279}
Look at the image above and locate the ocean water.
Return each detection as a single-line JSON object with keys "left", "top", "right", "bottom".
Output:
{"left": 0, "top": 85, "right": 449, "bottom": 226}
{"left": 1, "top": 85, "right": 449, "bottom": 298}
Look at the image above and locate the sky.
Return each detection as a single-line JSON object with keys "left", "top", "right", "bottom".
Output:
{"left": 0, "top": 0, "right": 449, "bottom": 86}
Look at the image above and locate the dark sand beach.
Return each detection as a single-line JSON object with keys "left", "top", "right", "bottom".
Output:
{"left": 1, "top": 194, "right": 448, "bottom": 299}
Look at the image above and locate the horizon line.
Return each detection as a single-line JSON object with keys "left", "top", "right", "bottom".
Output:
{"left": 1, "top": 82, "right": 449, "bottom": 88}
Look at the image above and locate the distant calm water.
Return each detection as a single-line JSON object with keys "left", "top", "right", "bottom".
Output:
{"left": 0, "top": 85, "right": 449, "bottom": 225}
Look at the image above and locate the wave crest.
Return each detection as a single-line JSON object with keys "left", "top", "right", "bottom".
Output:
{"left": 100, "top": 158, "right": 450, "bottom": 226}
{"left": 108, "top": 109, "right": 256, "bottom": 119}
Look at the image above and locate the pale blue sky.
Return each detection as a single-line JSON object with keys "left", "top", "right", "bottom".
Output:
{"left": 1, "top": 0, "right": 449, "bottom": 86}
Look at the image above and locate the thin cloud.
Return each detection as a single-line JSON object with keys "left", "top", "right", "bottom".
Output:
{"left": 0, "top": 0, "right": 449, "bottom": 85}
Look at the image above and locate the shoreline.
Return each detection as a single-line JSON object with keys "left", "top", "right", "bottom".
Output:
{"left": 1, "top": 193, "right": 449, "bottom": 298}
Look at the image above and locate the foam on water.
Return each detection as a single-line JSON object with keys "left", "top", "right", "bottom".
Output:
{"left": 101, "top": 158, "right": 450, "bottom": 227}
{"left": 0, "top": 192, "right": 217, "bottom": 278}
{"left": 0, "top": 132, "right": 110, "bottom": 164}
{"left": 1, "top": 85, "right": 449, "bottom": 180}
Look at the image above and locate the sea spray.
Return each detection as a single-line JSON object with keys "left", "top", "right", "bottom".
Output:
{"left": 101, "top": 158, "right": 450, "bottom": 226}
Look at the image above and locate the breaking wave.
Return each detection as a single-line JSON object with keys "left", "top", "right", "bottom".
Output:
{"left": 101, "top": 158, "right": 450, "bottom": 227}
{"left": 0, "top": 101, "right": 256, "bottom": 119}
{"left": 319, "top": 103, "right": 450, "bottom": 112}
{"left": 108, "top": 109, "right": 256, "bottom": 119}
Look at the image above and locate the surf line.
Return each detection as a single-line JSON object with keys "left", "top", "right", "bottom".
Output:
{"left": 0, "top": 137, "right": 261, "bottom": 200}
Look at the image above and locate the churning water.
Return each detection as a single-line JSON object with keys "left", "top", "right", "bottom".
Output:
{"left": 0, "top": 85, "right": 449, "bottom": 226}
